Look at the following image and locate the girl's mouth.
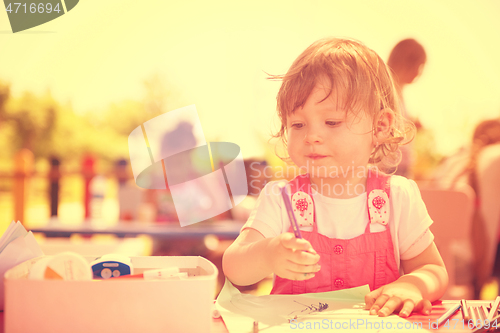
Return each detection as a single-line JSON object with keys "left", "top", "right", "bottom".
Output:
{"left": 306, "top": 154, "right": 327, "bottom": 160}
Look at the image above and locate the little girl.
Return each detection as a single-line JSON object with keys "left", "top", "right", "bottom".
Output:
{"left": 222, "top": 37, "right": 448, "bottom": 318}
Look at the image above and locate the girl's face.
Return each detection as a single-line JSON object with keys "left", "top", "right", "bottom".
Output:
{"left": 286, "top": 84, "right": 375, "bottom": 180}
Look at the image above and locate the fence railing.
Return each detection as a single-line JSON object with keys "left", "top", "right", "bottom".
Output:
{"left": 0, "top": 149, "right": 132, "bottom": 226}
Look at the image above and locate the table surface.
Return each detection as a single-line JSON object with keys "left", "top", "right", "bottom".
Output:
{"left": 211, "top": 300, "right": 498, "bottom": 333}
{"left": 1, "top": 300, "right": 496, "bottom": 332}
{"left": 29, "top": 220, "right": 245, "bottom": 239}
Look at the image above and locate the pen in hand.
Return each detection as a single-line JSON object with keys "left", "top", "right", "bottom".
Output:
{"left": 278, "top": 181, "right": 319, "bottom": 279}
{"left": 279, "top": 181, "right": 303, "bottom": 239}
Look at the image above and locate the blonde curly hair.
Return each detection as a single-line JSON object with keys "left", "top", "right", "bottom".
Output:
{"left": 269, "top": 37, "right": 416, "bottom": 173}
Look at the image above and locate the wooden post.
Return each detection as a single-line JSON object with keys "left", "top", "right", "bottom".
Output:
{"left": 81, "top": 154, "right": 96, "bottom": 222}
{"left": 48, "top": 157, "right": 61, "bottom": 217}
{"left": 115, "top": 159, "right": 132, "bottom": 221}
{"left": 13, "top": 149, "right": 34, "bottom": 225}
{"left": 115, "top": 158, "right": 129, "bottom": 185}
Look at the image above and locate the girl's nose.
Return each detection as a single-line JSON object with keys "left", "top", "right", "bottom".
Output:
{"left": 304, "top": 129, "right": 323, "bottom": 144}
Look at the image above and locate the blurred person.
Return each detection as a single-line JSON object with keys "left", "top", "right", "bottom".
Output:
{"left": 157, "top": 120, "right": 228, "bottom": 223}
{"left": 433, "top": 119, "right": 500, "bottom": 298}
{"left": 387, "top": 39, "right": 427, "bottom": 178}
{"left": 153, "top": 121, "right": 196, "bottom": 223}
{"left": 434, "top": 119, "right": 500, "bottom": 185}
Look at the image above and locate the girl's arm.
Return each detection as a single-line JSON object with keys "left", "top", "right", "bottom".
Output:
{"left": 398, "top": 241, "right": 448, "bottom": 301}
{"left": 365, "top": 241, "right": 449, "bottom": 317}
{"left": 222, "top": 228, "right": 321, "bottom": 286}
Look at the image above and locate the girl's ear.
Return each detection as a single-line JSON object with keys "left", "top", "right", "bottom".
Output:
{"left": 373, "top": 108, "right": 395, "bottom": 143}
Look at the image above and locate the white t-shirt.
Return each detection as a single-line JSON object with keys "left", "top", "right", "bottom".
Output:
{"left": 242, "top": 175, "right": 434, "bottom": 270}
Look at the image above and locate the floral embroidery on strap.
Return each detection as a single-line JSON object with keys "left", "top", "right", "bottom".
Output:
{"left": 291, "top": 191, "right": 314, "bottom": 227}
{"left": 368, "top": 189, "right": 390, "bottom": 225}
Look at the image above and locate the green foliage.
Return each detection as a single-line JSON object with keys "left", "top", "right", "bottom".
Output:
{"left": 0, "top": 81, "right": 123, "bottom": 164}
{"left": 0, "top": 83, "right": 9, "bottom": 116}
{"left": 4, "top": 91, "right": 56, "bottom": 156}
{"left": 0, "top": 74, "right": 181, "bottom": 168}
{"left": 100, "top": 74, "right": 173, "bottom": 137}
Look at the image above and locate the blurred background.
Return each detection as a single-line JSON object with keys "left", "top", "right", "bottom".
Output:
{"left": 0, "top": 0, "right": 499, "bottom": 297}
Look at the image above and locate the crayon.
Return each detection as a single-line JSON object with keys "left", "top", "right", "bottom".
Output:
{"left": 487, "top": 296, "right": 500, "bottom": 321}
{"left": 472, "top": 311, "right": 500, "bottom": 333}
{"left": 461, "top": 300, "right": 470, "bottom": 321}
{"left": 470, "top": 306, "right": 478, "bottom": 325}
{"left": 432, "top": 303, "right": 461, "bottom": 329}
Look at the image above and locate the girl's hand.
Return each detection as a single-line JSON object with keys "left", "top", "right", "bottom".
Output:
{"left": 267, "top": 233, "right": 321, "bottom": 281}
{"left": 364, "top": 281, "right": 432, "bottom": 317}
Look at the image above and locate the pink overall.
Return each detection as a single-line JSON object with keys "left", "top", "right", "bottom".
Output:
{"left": 270, "top": 173, "right": 400, "bottom": 294}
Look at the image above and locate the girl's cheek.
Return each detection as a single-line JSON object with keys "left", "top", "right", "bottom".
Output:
{"left": 286, "top": 134, "right": 296, "bottom": 149}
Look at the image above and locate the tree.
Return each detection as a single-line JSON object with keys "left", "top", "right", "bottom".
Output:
{"left": 101, "top": 74, "right": 181, "bottom": 136}
{"left": 0, "top": 81, "right": 9, "bottom": 118}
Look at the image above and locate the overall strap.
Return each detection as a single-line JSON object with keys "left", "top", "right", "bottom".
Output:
{"left": 289, "top": 174, "right": 312, "bottom": 194}
{"left": 365, "top": 169, "right": 391, "bottom": 233}
{"left": 288, "top": 174, "right": 317, "bottom": 232}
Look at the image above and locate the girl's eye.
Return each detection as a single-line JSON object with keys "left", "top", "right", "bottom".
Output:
{"left": 291, "top": 123, "right": 304, "bottom": 129}
{"left": 326, "top": 121, "right": 341, "bottom": 127}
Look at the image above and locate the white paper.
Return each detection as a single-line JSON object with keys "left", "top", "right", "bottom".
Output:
{"left": 0, "top": 221, "right": 27, "bottom": 253}
{"left": 216, "top": 280, "right": 432, "bottom": 332}
{"left": 0, "top": 222, "right": 44, "bottom": 310}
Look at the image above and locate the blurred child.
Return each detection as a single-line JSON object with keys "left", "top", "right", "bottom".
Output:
{"left": 387, "top": 38, "right": 427, "bottom": 177}
{"left": 434, "top": 119, "right": 500, "bottom": 298}
{"left": 223, "top": 37, "right": 448, "bottom": 317}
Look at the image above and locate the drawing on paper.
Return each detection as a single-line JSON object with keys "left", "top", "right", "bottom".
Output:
{"left": 288, "top": 301, "right": 330, "bottom": 320}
